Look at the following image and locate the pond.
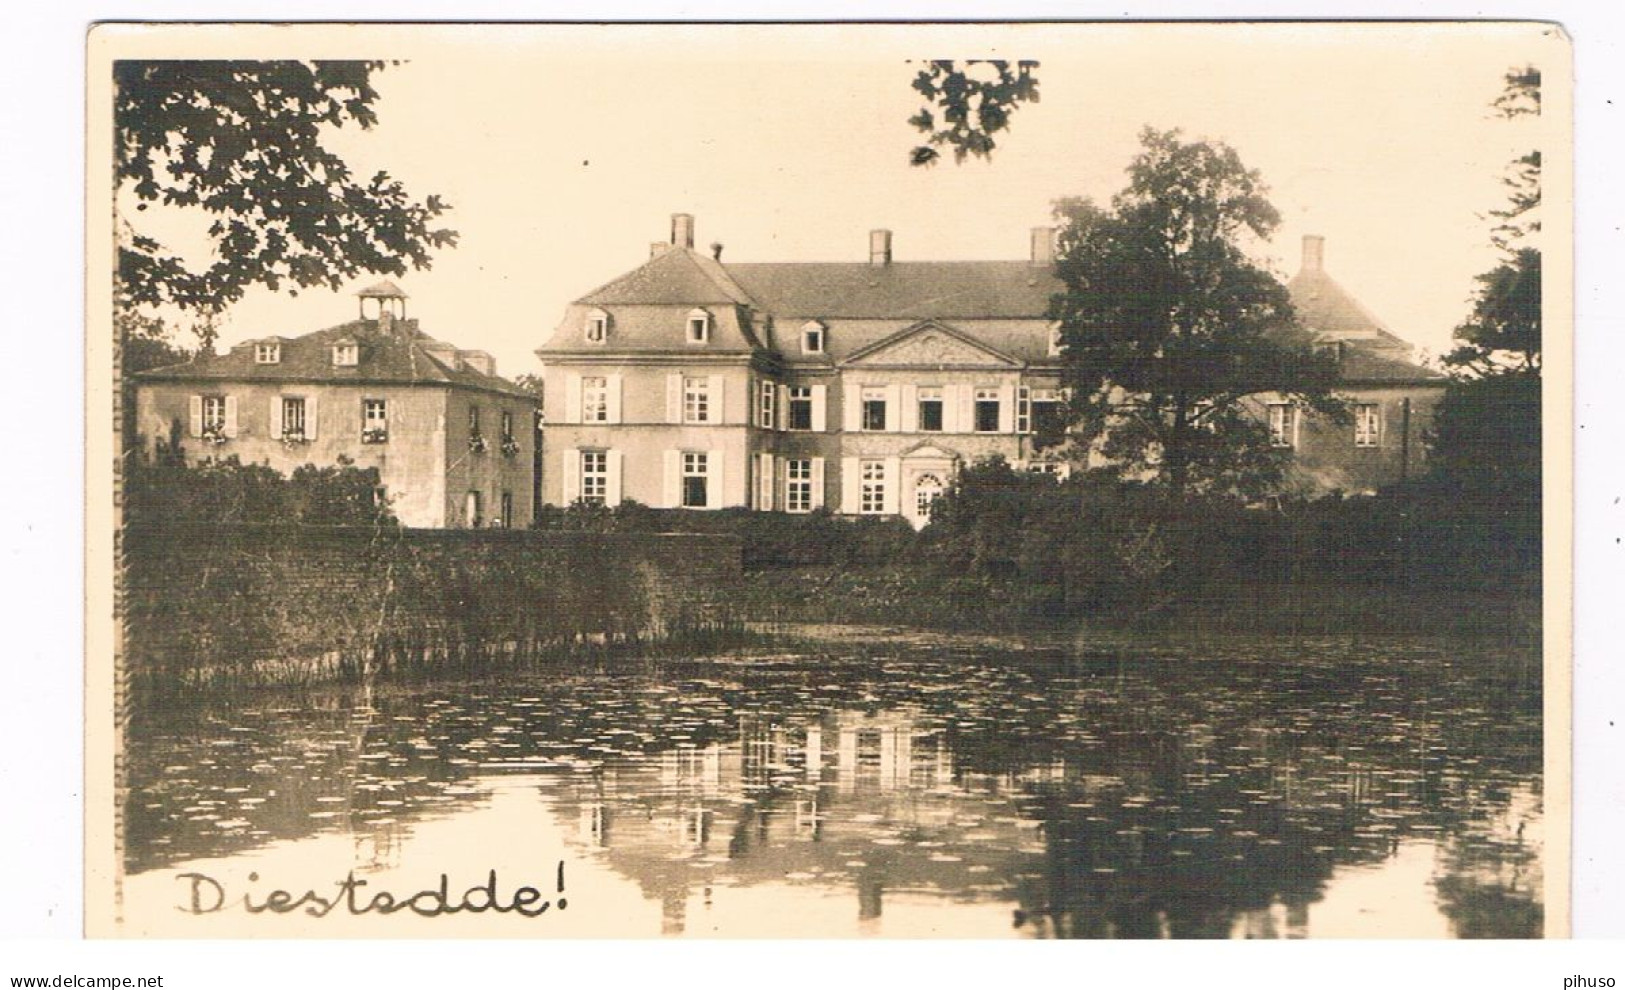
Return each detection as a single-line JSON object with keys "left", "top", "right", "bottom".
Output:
{"left": 121, "top": 632, "right": 1544, "bottom": 937}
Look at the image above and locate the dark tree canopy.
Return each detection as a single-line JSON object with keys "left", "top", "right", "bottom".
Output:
{"left": 906, "top": 59, "right": 1039, "bottom": 167}
{"left": 1050, "top": 128, "right": 1341, "bottom": 498}
{"left": 114, "top": 60, "right": 456, "bottom": 318}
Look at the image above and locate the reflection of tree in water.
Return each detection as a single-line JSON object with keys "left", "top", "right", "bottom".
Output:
{"left": 1431, "top": 780, "right": 1543, "bottom": 938}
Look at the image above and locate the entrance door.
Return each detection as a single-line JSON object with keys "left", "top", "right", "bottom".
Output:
{"left": 911, "top": 473, "right": 945, "bottom": 526}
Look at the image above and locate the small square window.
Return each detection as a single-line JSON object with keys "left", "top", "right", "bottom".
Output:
{"left": 332, "top": 343, "right": 358, "bottom": 367}
{"left": 254, "top": 342, "right": 280, "bottom": 364}
{"left": 802, "top": 322, "right": 825, "bottom": 355}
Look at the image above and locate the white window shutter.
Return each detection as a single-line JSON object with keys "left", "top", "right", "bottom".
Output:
{"left": 667, "top": 373, "right": 683, "bottom": 424}
{"left": 223, "top": 396, "right": 238, "bottom": 438}
{"left": 708, "top": 375, "right": 725, "bottom": 424}
{"left": 662, "top": 450, "right": 681, "bottom": 508}
{"left": 269, "top": 396, "right": 283, "bottom": 439}
{"left": 811, "top": 384, "right": 827, "bottom": 432}
{"left": 840, "top": 457, "right": 860, "bottom": 514}
{"left": 305, "top": 394, "right": 319, "bottom": 440}
{"left": 758, "top": 453, "right": 775, "bottom": 510}
{"left": 1017, "top": 386, "right": 1032, "bottom": 434}
{"left": 708, "top": 450, "right": 726, "bottom": 509}
{"left": 606, "top": 449, "right": 624, "bottom": 507}
{"left": 884, "top": 383, "right": 901, "bottom": 432}
{"left": 900, "top": 383, "right": 918, "bottom": 433}
{"left": 606, "top": 374, "right": 623, "bottom": 424}
{"left": 956, "top": 385, "right": 975, "bottom": 434}
{"left": 810, "top": 457, "right": 826, "bottom": 509}
{"left": 562, "top": 448, "right": 581, "bottom": 504}
{"left": 777, "top": 384, "right": 789, "bottom": 430}
{"left": 843, "top": 381, "right": 861, "bottom": 432}
{"left": 564, "top": 373, "right": 582, "bottom": 425}
{"left": 883, "top": 457, "right": 902, "bottom": 515}
{"left": 998, "top": 383, "right": 1016, "bottom": 433}
{"left": 188, "top": 395, "right": 203, "bottom": 438}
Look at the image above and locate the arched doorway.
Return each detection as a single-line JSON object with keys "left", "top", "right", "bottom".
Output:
{"left": 912, "top": 473, "right": 945, "bottom": 526}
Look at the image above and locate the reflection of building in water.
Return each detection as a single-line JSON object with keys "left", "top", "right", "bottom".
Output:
{"left": 549, "top": 708, "right": 1027, "bottom": 935}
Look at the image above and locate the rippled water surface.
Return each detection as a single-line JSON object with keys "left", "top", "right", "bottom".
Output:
{"left": 124, "top": 634, "right": 1543, "bottom": 937}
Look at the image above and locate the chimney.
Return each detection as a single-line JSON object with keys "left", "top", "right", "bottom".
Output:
{"left": 711, "top": 242, "right": 724, "bottom": 261}
{"left": 377, "top": 309, "right": 394, "bottom": 333}
{"left": 671, "top": 213, "right": 695, "bottom": 249}
{"left": 1302, "top": 234, "right": 1325, "bottom": 273}
{"left": 1030, "top": 226, "right": 1056, "bottom": 266}
{"left": 869, "top": 229, "right": 892, "bottom": 267}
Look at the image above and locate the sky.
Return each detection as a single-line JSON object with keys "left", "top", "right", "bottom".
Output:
{"left": 104, "top": 22, "right": 1562, "bottom": 376}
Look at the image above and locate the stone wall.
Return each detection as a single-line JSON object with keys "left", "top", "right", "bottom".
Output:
{"left": 122, "top": 524, "right": 742, "bottom": 687}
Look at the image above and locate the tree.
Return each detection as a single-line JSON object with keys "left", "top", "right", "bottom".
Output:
{"left": 114, "top": 61, "right": 457, "bottom": 330}
{"left": 906, "top": 60, "right": 1039, "bottom": 167}
{"left": 1049, "top": 127, "right": 1342, "bottom": 498}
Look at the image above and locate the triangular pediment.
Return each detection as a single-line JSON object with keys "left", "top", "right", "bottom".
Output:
{"left": 901, "top": 442, "right": 959, "bottom": 461}
{"left": 841, "top": 320, "right": 1021, "bottom": 368}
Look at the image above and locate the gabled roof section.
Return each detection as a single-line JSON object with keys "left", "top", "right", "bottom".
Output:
{"left": 137, "top": 319, "right": 534, "bottom": 398}
{"left": 1287, "top": 267, "right": 1412, "bottom": 353}
{"left": 842, "top": 319, "right": 1023, "bottom": 369}
{"left": 727, "top": 261, "right": 1061, "bottom": 320}
{"left": 577, "top": 246, "right": 757, "bottom": 307}
{"left": 1337, "top": 345, "right": 1447, "bottom": 385}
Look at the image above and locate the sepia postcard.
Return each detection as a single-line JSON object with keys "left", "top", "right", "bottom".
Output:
{"left": 85, "top": 21, "right": 1573, "bottom": 938}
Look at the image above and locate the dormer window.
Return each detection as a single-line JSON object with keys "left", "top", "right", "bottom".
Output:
{"left": 332, "top": 342, "right": 358, "bottom": 367}
{"left": 686, "top": 309, "right": 712, "bottom": 345}
{"left": 585, "top": 308, "right": 609, "bottom": 344}
{"left": 1047, "top": 322, "right": 1064, "bottom": 358}
{"left": 801, "top": 321, "right": 826, "bottom": 355}
{"left": 254, "top": 342, "right": 281, "bottom": 364}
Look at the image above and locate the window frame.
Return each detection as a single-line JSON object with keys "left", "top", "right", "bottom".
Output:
{"left": 786, "top": 458, "right": 814, "bottom": 514}
{"left": 916, "top": 386, "right": 944, "bottom": 433}
{"left": 200, "top": 395, "right": 227, "bottom": 433}
{"left": 281, "top": 396, "right": 307, "bottom": 439}
{"left": 579, "top": 449, "right": 609, "bottom": 505}
{"left": 973, "top": 387, "right": 1001, "bottom": 434}
{"left": 859, "top": 460, "right": 887, "bottom": 515}
{"left": 361, "top": 398, "right": 389, "bottom": 443}
{"left": 861, "top": 387, "right": 888, "bottom": 432}
{"left": 801, "top": 321, "right": 825, "bottom": 355}
{"left": 254, "top": 342, "right": 281, "bottom": 365}
{"left": 681, "top": 451, "right": 710, "bottom": 508}
{"left": 686, "top": 309, "right": 712, "bottom": 345}
{"left": 1267, "top": 402, "right": 1297, "bottom": 448}
{"left": 585, "top": 309, "right": 609, "bottom": 344}
{"left": 758, "top": 380, "right": 776, "bottom": 429}
{"left": 332, "top": 342, "right": 359, "bottom": 367}
{"left": 682, "top": 376, "right": 712, "bottom": 424}
{"left": 1354, "top": 403, "right": 1381, "bottom": 448}
{"left": 787, "top": 386, "right": 814, "bottom": 431}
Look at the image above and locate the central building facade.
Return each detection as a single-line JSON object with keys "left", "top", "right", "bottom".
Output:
{"left": 536, "top": 215, "right": 1070, "bottom": 527}
{"left": 535, "top": 215, "right": 1442, "bottom": 525}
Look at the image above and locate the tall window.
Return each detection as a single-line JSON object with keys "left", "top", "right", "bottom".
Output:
{"left": 362, "top": 398, "right": 388, "bottom": 443}
{"left": 201, "top": 395, "right": 226, "bottom": 433}
{"left": 254, "top": 342, "right": 280, "bottom": 364}
{"left": 682, "top": 452, "right": 710, "bottom": 508}
{"left": 758, "top": 380, "right": 775, "bottom": 428}
{"left": 974, "top": 388, "right": 1001, "bottom": 433}
{"left": 682, "top": 377, "right": 711, "bottom": 423}
{"left": 466, "top": 491, "right": 483, "bottom": 528}
{"left": 859, "top": 460, "right": 887, "bottom": 514}
{"left": 788, "top": 387, "right": 813, "bottom": 431}
{"left": 501, "top": 410, "right": 514, "bottom": 439}
{"left": 1354, "top": 403, "right": 1380, "bottom": 448}
{"left": 469, "top": 405, "right": 482, "bottom": 437}
{"left": 580, "top": 450, "right": 608, "bottom": 505}
{"left": 582, "top": 376, "right": 608, "bottom": 422}
{"left": 917, "top": 387, "right": 943, "bottom": 432}
{"left": 1268, "top": 403, "right": 1296, "bottom": 448}
{"left": 281, "top": 396, "right": 307, "bottom": 439}
{"left": 500, "top": 491, "right": 514, "bottom": 529}
{"left": 786, "top": 459, "right": 813, "bottom": 513}
{"left": 861, "top": 387, "right": 887, "bottom": 432}
{"left": 802, "top": 322, "right": 825, "bottom": 355}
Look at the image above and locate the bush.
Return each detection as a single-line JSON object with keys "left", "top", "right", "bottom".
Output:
{"left": 126, "top": 448, "right": 395, "bottom": 527}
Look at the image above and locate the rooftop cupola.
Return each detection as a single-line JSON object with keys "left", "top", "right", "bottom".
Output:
{"left": 356, "top": 280, "right": 409, "bottom": 326}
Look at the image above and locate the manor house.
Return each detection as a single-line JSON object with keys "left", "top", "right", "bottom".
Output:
{"left": 136, "top": 283, "right": 539, "bottom": 529}
{"left": 535, "top": 215, "right": 1444, "bottom": 526}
